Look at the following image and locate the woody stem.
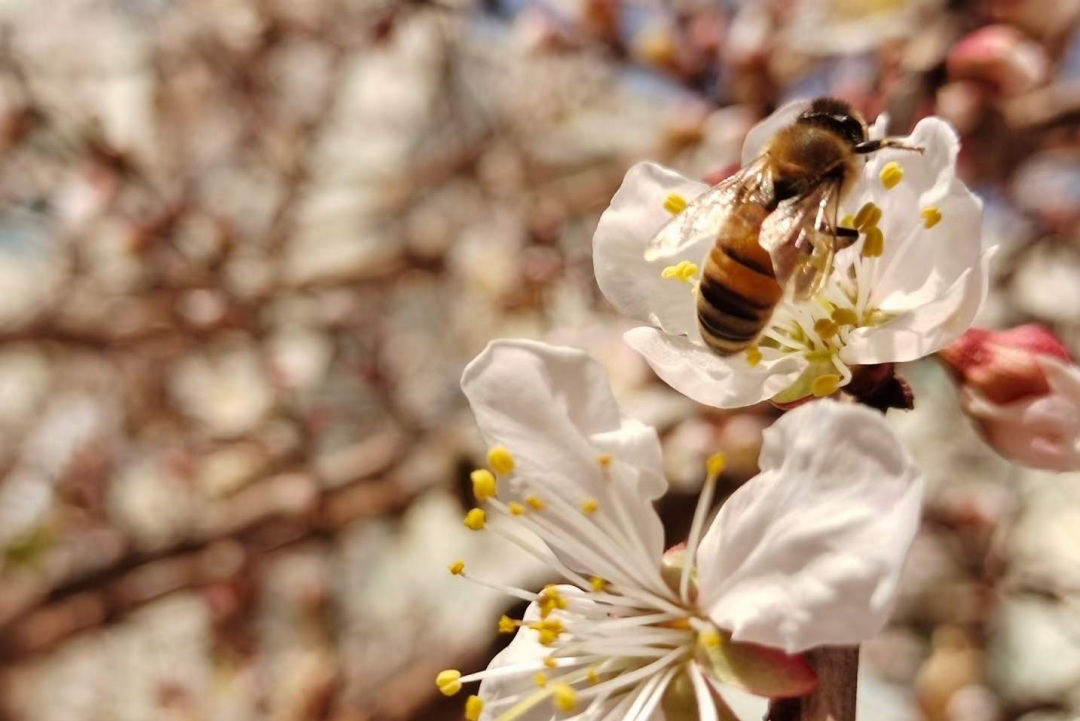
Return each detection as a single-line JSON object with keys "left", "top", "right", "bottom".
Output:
{"left": 798, "top": 647, "right": 859, "bottom": 721}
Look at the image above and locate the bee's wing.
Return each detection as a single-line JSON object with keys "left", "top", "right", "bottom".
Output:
{"left": 759, "top": 181, "right": 844, "bottom": 301}
{"left": 644, "top": 156, "right": 771, "bottom": 262}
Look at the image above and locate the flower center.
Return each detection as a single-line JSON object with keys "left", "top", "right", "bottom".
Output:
{"left": 437, "top": 448, "right": 730, "bottom": 720}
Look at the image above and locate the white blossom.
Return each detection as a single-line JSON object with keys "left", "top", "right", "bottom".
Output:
{"left": 594, "top": 103, "right": 990, "bottom": 408}
{"left": 440, "top": 340, "right": 923, "bottom": 721}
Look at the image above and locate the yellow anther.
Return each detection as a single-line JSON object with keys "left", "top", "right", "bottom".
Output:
{"left": 840, "top": 213, "right": 855, "bottom": 228}
{"left": 539, "top": 586, "right": 569, "bottom": 619}
{"left": 470, "top": 469, "right": 497, "bottom": 502}
{"left": 448, "top": 560, "right": 466, "bottom": 576}
{"left": 861, "top": 226, "right": 884, "bottom": 258}
{"left": 587, "top": 668, "right": 601, "bottom": 684}
{"left": 590, "top": 576, "right": 608, "bottom": 592}
{"left": 580, "top": 498, "right": 600, "bottom": 515}
{"left": 544, "top": 657, "right": 558, "bottom": 669}
{"left": 534, "top": 672, "right": 548, "bottom": 688}
{"left": 811, "top": 374, "right": 842, "bottom": 398}
{"left": 463, "top": 508, "right": 487, "bottom": 531}
{"left": 663, "top": 193, "right": 688, "bottom": 215}
{"left": 921, "top": 206, "right": 942, "bottom": 229}
{"left": 660, "top": 260, "right": 699, "bottom": 284}
{"left": 853, "top": 201, "right": 882, "bottom": 230}
{"left": 813, "top": 318, "right": 840, "bottom": 340}
{"left": 745, "top": 345, "right": 762, "bottom": 368}
{"left": 880, "top": 161, "right": 904, "bottom": 189}
{"left": 526, "top": 495, "right": 546, "bottom": 511}
{"left": 596, "top": 453, "right": 613, "bottom": 468}
{"left": 831, "top": 308, "right": 859, "bottom": 326}
{"left": 498, "top": 615, "right": 520, "bottom": 634}
{"left": 465, "top": 695, "right": 484, "bottom": 721}
{"left": 529, "top": 618, "right": 565, "bottom": 645}
{"left": 436, "top": 669, "right": 463, "bottom": 697}
{"left": 488, "top": 446, "right": 515, "bottom": 475}
{"left": 553, "top": 683, "right": 579, "bottom": 712}
{"left": 508, "top": 501, "right": 526, "bottom": 516}
{"left": 699, "top": 629, "right": 723, "bottom": 649}
{"left": 706, "top": 452, "right": 727, "bottom": 479}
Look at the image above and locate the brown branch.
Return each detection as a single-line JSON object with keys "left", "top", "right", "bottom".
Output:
{"left": 799, "top": 647, "right": 860, "bottom": 721}
{"left": 0, "top": 429, "right": 409, "bottom": 661}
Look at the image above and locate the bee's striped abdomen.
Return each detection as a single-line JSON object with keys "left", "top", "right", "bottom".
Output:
{"left": 696, "top": 203, "right": 784, "bottom": 355}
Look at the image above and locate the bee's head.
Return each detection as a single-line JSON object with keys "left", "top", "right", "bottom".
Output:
{"left": 796, "top": 97, "right": 867, "bottom": 147}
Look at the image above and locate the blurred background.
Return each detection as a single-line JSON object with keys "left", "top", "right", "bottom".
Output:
{"left": 0, "top": 1, "right": 1077, "bottom": 720}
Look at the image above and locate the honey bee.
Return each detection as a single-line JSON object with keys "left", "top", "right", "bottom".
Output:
{"left": 647, "top": 97, "right": 923, "bottom": 355}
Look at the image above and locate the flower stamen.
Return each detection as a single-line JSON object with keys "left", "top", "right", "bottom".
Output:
{"left": 661, "top": 260, "right": 698, "bottom": 284}
{"left": 663, "top": 193, "right": 688, "bottom": 215}
{"left": 921, "top": 206, "right": 942, "bottom": 228}
{"left": 471, "top": 469, "right": 497, "bottom": 502}
{"left": 489, "top": 446, "right": 516, "bottom": 475}
{"left": 880, "top": 161, "right": 904, "bottom": 189}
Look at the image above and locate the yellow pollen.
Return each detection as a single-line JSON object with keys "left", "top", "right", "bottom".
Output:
{"left": 448, "top": 560, "right": 466, "bottom": 576}
{"left": 553, "top": 683, "right": 579, "bottom": 712}
{"left": 853, "top": 201, "right": 882, "bottom": 230}
{"left": 587, "top": 668, "right": 601, "bottom": 684}
{"left": 529, "top": 618, "right": 565, "bottom": 644}
{"left": 921, "top": 206, "right": 942, "bottom": 229}
{"left": 660, "top": 260, "right": 699, "bottom": 284}
{"left": 470, "top": 469, "right": 497, "bottom": 502}
{"left": 831, "top": 307, "right": 859, "bottom": 326}
{"left": 745, "top": 345, "right": 762, "bottom": 367}
{"left": 590, "top": 576, "right": 607, "bottom": 592}
{"left": 596, "top": 453, "right": 613, "bottom": 468}
{"left": 436, "top": 669, "right": 463, "bottom": 696}
{"left": 526, "top": 495, "right": 546, "bottom": 511}
{"left": 663, "top": 193, "right": 688, "bottom": 215}
{"left": 811, "top": 374, "right": 842, "bottom": 398}
{"left": 544, "top": 657, "right": 558, "bottom": 669}
{"left": 699, "top": 629, "right": 723, "bottom": 649}
{"left": 706, "top": 452, "right": 726, "bottom": 479}
{"left": 534, "top": 672, "right": 548, "bottom": 688}
{"left": 498, "top": 615, "right": 520, "bottom": 634}
{"left": 580, "top": 498, "right": 600, "bottom": 515}
{"left": 840, "top": 213, "right": 855, "bottom": 228}
{"left": 508, "top": 501, "right": 526, "bottom": 516}
{"left": 488, "top": 446, "right": 515, "bottom": 475}
{"left": 465, "top": 695, "right": 484, "bottom": 721}
{"left": 861, "top": 226, "right": 884, "bottom": 258}
{"left": 880, "top": 161, "right": 904, "bottom": 189}
{"left": 463, "top": 508, "right": 486, "bottom": 531}
{"left": 539, "top": 586, "right": 569, "bottom": 616}
{"left": 814, "top": 318, "right": 840, "bottom": 340}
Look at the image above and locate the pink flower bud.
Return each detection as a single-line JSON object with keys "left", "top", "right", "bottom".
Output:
{"left": 941, "top": 326, "right": 1080, "bottom": 471}
{"left": 946, "top": 25, "right": 1049, "bottom": 97}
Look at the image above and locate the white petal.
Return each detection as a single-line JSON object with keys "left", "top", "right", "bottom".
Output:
{"left": 741, "top": 100, "right": 810, "bottom": 165}
{"left": 624, "top": 327, "right": 807, "bottom": 409}
{"left": 461, "top": 340, "right": 667, "bottom": 580}
{"left": 593, "top": 162, "right": 710, "bottom": 336}
{"left": 840, "top": 249, "right": 993, "bottom": 365}
{"left": 695, "top": 400, "right": 924, "bottom": 653}
{"left": 860, "top": 118, "right": 984, "bottom": 309}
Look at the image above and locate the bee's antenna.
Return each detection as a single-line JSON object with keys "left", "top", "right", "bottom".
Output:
{"left": 854, "top": 139, "right": 925, "bottom": 155}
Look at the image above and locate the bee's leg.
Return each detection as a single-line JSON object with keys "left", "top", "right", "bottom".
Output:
{"left": 854, "top": 138, "right": 925, "bottom": 154}
{"left": 815, "top": 218, "right": 860, "bottom": 248}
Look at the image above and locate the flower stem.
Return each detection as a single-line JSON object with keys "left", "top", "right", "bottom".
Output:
{"left": 768, "top": 647, "right": 859, "bottom": 721}
{"left": 800, "top": 647, "right": 859, "bottom": 721}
